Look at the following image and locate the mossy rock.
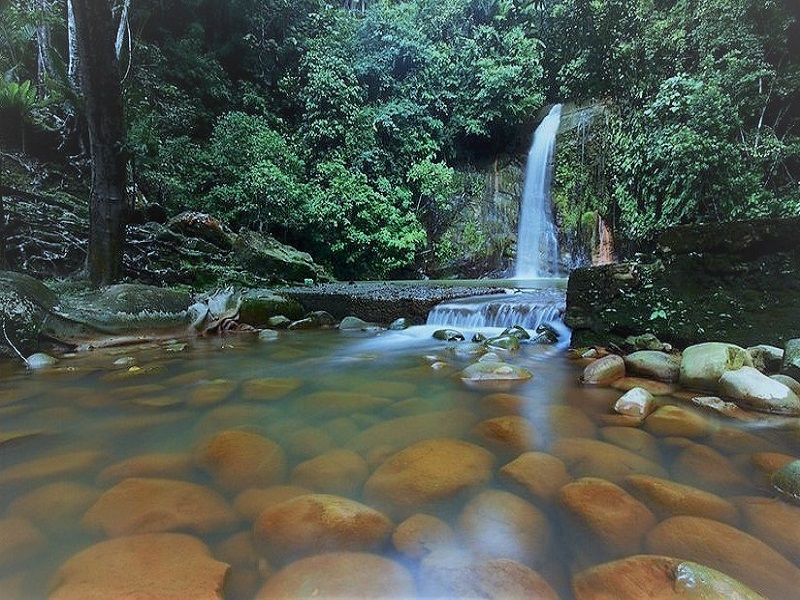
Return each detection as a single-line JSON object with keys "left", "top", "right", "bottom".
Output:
{"left": 239, "top": 291, "right": 304, "bottom": 327}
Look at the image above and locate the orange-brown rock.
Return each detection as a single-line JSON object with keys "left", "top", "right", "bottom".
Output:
{"left": 240, "top": 377, "right": 301, "bottom": 400}
{"left": 214, "top": 531, "right": 266, "bottom": 600}
{"left": 252, "top": 493, "right": 393, "bottom": 562}
{"left": 482, "top": 392, "right": 525, "bottom": 416}
{"left": 499, "top": 451, "right": 571, "bottom": 503}
{"left": 624, "top": 474, "right": 739, "bottom": 525}
{"left": 546, "top": 405, "right": 598, "bottom": 440}
{"left": 283, "top": 427, "right": 334, "bottom": 460}
{"left": 363, "top": 438, "right": 495, "bottom": 518}
{"left": 187, "top": 379, "right": 237, "bottom": 407}
{"left": 96, "top": 452, "right": 193, "bottom": 485}
{"left": 644, "top": 405, "right": 712, "bottom": 438}
{"left": 291, "top": 449, "right": 369, "bottom": 496}
{"left": 0, "top": 450, "right": 102, "bottom": 487}
{"left": 194, "top": 430, "right": 286, "bottom": 491}
{"left": 558, "top": 477, "right": 656, "bottom": 559}
{"left": 611, "top": 377, "right": 676, "bottom": 396}
{"left": 749, "top": 452, "right": 796, "bottom": 490}
{"left": 549, "top": 438, "right": 667, "bottom": 483}
{"left": 0, "top": 517, "right": 44, "bottom": 568}
{"left": 581, "top": 355, "right": 625, "bottom": 385}
{"left": 255, "top": 552, "right": 416, "bottom": 599}
{"left": 672, "top": 443, "right": 753, "bottom": 496}
{"left": 471, "top": 415, "right": 539, "bottom": 455}
{"left": 736, "top": 495, "right": 800, "bottom": 564}
{"left": 600, "top": 427, "right": 661, "bottom": 463}
{"left": 49, "top": 533, "right": 229, "bottom": 600}
{"left": 572, "top": 554, "right": 766, "bottom": 600}
{"left": 419, "top": 549, "right": 559, "bottom": 599}
{"left": 6, "top": 481, "right": 100, "bottom": 534}
{"left": 392, "top": 513, "right": 455, "bottom": 559}
{"left": 82, "top": 477, "right": 238, "bottom": 537}
{"left": 458, "top": 489, "right": 552, "bottom": 566}
{"left": 292, "top": 390, "right": 392, "bottom": 419}
{"left": 233, "top": 485, "right": 311, "bottom": 522}
{"left": 645, "top": 515, "right": 800, "bottom": 599}
{"left": 347, "top": 410, "right": 476, "bottom": 455}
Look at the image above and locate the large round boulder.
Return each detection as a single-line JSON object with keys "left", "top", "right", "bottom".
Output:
{"left": 624, "top": 351, "right": 681, "bottom": 382}
{"left": 363, "top": 438, "right": 495, "bottom": 518}
{"left": 718, "top": 366, "right": 800, "bottom": 415}
{"left": 252, "top": 493, "right": 393, "bottom": 562}
{"left": 194, "top": 430, "right": 286, "bottom": 492}
{"left": 679, "top": 342, "right": 753, "bottom": 392}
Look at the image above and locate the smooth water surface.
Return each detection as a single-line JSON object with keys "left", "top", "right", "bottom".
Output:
{"left": 0, "top": 328, "right": 797, "bottom": 598}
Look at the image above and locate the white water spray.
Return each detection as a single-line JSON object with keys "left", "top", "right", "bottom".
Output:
{"left": 514, "top": 104, "right": 563, "bottom": 278}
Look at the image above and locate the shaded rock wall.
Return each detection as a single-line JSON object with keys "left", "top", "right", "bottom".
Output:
{"left": 565, "top": 217, "right": 800, "bottom": 349}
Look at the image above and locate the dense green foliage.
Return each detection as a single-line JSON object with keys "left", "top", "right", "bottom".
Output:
{"left": 1, "top": 0, "right": 799, "bottom": 276}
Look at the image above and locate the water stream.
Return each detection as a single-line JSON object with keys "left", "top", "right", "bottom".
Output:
{"left": 0, "top": 317, "right": 797, "bottom": 598}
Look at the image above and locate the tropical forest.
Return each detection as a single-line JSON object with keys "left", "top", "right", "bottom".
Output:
{"left": 1, "top": 1, "right": 800, "bottom": 599}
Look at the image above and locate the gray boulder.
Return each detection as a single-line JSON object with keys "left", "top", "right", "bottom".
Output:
{"left": 624, "top": 351, "right": 681, "bottom": 382}
{"left": 718, "top": 366, "right": 800, "bottom": 415}
{"left": 679, "top": 342, "right": 753, "bottom": 392}
{"left": 0, "top": 271, "right": 59, "bottom": 356}
{"left": 781, "top": 339, "right": 800, "bottom": 382}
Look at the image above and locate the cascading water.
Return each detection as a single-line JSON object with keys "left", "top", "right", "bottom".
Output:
{"left": 514, "top": 104, "right": 563, "bottom": 279}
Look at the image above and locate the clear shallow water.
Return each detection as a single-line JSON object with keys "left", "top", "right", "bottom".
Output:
{"left": 0, "top": 328, "right": 797, "bottom": 598}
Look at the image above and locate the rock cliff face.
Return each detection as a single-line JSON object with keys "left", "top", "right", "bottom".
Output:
{"left": 565, "top": 217, "right": 800, "bottom": 349}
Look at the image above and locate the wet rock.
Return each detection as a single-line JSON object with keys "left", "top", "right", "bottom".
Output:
{"left": 471, "top": 415, "right": 540, "bottom": 455}
{"left": 772, "top": 459, "right": 800, "bottom": 504}
{"left": 0, "top": 271, "right": 58, "bottom": 356}
{"left": 293, "top": 390, "right": 392, "bottom": 419}
{"left": 233, "top": 485, "right": 312, "bottom": 522}
{"left": 613, "top": 387, "right": 656, "bottom": 419}
{"left": 771, "top": 373, "right": 800, "bottom": 395}
{"left": 0, "top": 517, "right": 44, "bottom": 568}
{"left": 624, "top": 350, "right": 681, "bottom": 382}
{"left": 572, "top": 555, "right": 767, "bottom": 600}
{"left": 547, "top": 405, "right": 598, "bottom": 439}
{"left": 255, "top": 552, "right": 416, "bottom": 599}
{"left": 558, "top": 477, "right": 656, "bottom": 559}
{"left": 549, "top": 437, "right": 668, "bottom": 483}
{"left": 339, "top": 315, "right": 378, "bottom": 330}
{"left": 599, "top": 427, "right": 661, "bottom": 464}
{"left": 644, "top": 405, "right": 712, "bottom": 439}
{"left": 580, "top": 355, "right": 625, "bottom": 385}
{"left": 679, "top": 342, "right": 753, "bottom": 392}
{"left": 6, "top": 482, "right": 100, "bottom": 535}
{"left": 348, "top": 409, "right": 476, "bottom": 455}
{"left": 252, "top": 493, "right": 393, "bottom": 562}
{"left": 645, "top": 515, "right": 800, "bottom": 600}
{"left": 291, "top": 449, "right": 369, "bottom": 496}
{"left": 780, "top": 338, "right": 800, "bottom": 381}
{"left": 82, "top": 477, "right": 238, "bottom": 537}
{"left": 96, "top": 452, "right": 193, "bottom": 485}
{"left": 240, "top": 377, "right": 301, "bottom": 401}
{"left": 748, "top": 344, "right": 784, "bottom": 373}
{"left": 392, "top": 513, "right": 455, "bottom": 559}
{"left": 283, "top": 427, "right": 334, "bottom": 460}
{"left": 49, "top": 532, "right": 229, "bottom": 600}
{"left": 499, "top": 451, "right": 572, "bottom": 503}
{"left": 691, "top": 395, "right": 751, "bottom": 420}
{"left": 461, "top": 361, "right": 533, "bottom": 386}
{"left": 194, "top": 430, "right": 286, "bottom": 492}
{"left": 748, "top": 452, "right": 796, "bottom": 490}
{"left": 673, "top": 443, "right": 753, "bottom": 496}
{"left": 625, "top": 474, "right": 738, "bottom": 525}
{"left": 718, "top": 366, "right": 800, "bottom": 415}
{"left": 482, "top": 392, "right": 525, "bottom": 416}
{"left": 25, "top": 352, "right": 57, "bottom": 369}
{"left": 458, "top": 489, "right": 552, "bottom": 566}
{"left": 0, "top": 450, "right": 103, "bottom": 488}
{"left": 736, "top": 495, "right": 800, "bottom": 564}
{"left": 389, "top": 317, "right": 412, "bottom": 330}
{"left": 363, "top": 438, "right": 495, "bottom": 518}
{"left": 485, "top": 335, "right": 522, "bottom": 352}
{"left": 433, "top": 328, "right": 465, "bottom": 341}
{"left": 213, "top": 531, "right": 265, "bottom": 600}
{"left": 238, "top": 290, "right": 304, "bottom": 326}
{"left": 188, "top": 379, "right": 237, "bottom": 407}
{"left": 266, "top": 315, "right": 291, "bottom": 329}
{"left": 610, "top": 376, "right": 676, "bottom": 396}
{"left": 419, "top": 549, "right": 559, "bottom": 600}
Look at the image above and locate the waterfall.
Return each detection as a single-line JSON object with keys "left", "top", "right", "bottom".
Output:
{"left": 514, "top": 104, "right": 563, "bottom": 279}
{"left": 426, "top": 290, "right": 568, "bottom": 336}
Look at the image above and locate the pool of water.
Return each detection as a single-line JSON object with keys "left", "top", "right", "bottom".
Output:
{"left": 0, "top": 326, "right": 797, "bottom": 598}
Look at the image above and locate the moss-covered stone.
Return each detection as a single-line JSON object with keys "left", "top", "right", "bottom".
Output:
{"left": 566, "top": 217, "right": 800, "bottom": 348}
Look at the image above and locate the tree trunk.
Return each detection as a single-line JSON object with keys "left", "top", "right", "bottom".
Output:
{"left": 34, "top": 0, "right": 55, "bottom": 97}
{"left": 71, "top": 0, "right": 128, "bottom": 285}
